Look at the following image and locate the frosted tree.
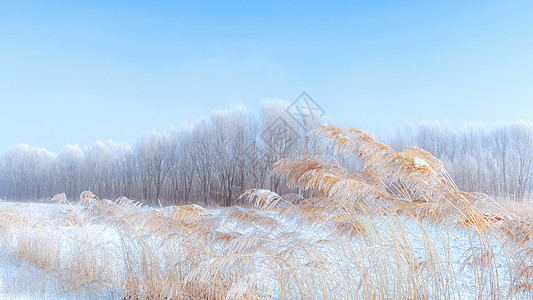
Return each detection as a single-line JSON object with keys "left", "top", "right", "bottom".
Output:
{"left": 508, "top": 121, "right": 533, "bottom": 200}
{"left": 1, "top": 144, "right": 54, "bottom": 200}
{"left": 190, "top": 119, "right": 216, "bottom": 206}
{"left": 135, "top": 131, "right": 172, "bottom": 204}
{"left": 211, "top": 105, "right": 257, "bottom": 206}
{"left": 260, "top": 100, "right": 300, "bottom": 192}
{"left": 55, "top": 145, "right": 84, "bottom": 199}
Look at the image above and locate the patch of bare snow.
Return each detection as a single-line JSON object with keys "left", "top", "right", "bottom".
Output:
{"left": 413, "top": 156, "right": 429, "bottom": 168}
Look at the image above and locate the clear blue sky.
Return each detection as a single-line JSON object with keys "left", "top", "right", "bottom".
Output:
{"left": 1, "top": 0, "right": 532, "bottom": 152}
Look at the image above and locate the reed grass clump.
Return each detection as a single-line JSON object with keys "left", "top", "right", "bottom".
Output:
{"left": 0, "top": 125, "right": 532, "bottom": 299}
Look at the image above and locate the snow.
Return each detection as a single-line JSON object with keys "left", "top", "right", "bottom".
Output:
{"left": 234, "top": 205, "right": 248, "bottom": 213}
{"left": 321, "top": 172, "right": 336, "bottom": 177}
{"left": 0, "top": 201, "right": 519, "bottom": 299}
{"left": 190, "top": 204, "right": 204, "bottom": 210}
{"left": 413, "top": 156, "right": 429, "bottom": 168}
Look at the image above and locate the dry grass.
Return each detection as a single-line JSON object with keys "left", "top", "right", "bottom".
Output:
{"left": 1, "top": 125, "right": 533, "bottom": 299}
{"left": 493, "top": 196, "right": 533, "bottom": 218}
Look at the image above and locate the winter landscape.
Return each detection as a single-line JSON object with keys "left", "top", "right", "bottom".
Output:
{"left": 2, "top": 1, "right": 533, "bottom": 299}
{"left": 2, "top": 119, "right": 533, "bottom": 299}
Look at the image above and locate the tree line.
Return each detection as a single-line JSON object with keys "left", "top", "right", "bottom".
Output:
{"left": 0, "top": 101, "right": 327, "bottom": 205}
{"left": 387, "top": 120, "right": 533, "bottom": 200}
{"left": 1, "top": 101, "right": 533, "bottom": 204}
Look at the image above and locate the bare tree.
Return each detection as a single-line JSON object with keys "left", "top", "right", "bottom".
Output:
{"left": 508, "top": 122, "right": 533, "bottom": 200}
{"left": 135, "top": 131, "right": 171, "bottom": 205}
{"left": 55, "top": 145, "right": 84, "bottom": 199}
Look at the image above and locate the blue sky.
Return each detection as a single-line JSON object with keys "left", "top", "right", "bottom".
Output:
{"left": 1, "top": 0, "right": 532, "bottom": 152}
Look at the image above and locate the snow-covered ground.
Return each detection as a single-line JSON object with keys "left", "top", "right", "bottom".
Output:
{"left": 0, "top": 201, "right": 521, "bottom": 299}
{"left": 0, "top": 202, "right": 65, "bottom": 299}
{"left": 0, "top": 201, "right": 118, "bottom": 299}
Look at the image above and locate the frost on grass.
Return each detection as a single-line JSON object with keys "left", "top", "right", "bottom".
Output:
{"left": 413, "top": 156, "right": 429, "bottom": 168}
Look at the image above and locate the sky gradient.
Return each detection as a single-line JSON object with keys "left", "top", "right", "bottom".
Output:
{"left": 1, "top": 0, "right": 532, "bottom": 153}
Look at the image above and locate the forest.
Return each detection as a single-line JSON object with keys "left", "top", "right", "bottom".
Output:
{"left": 1, "top": 100, "right": 532, "bottom": 205}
